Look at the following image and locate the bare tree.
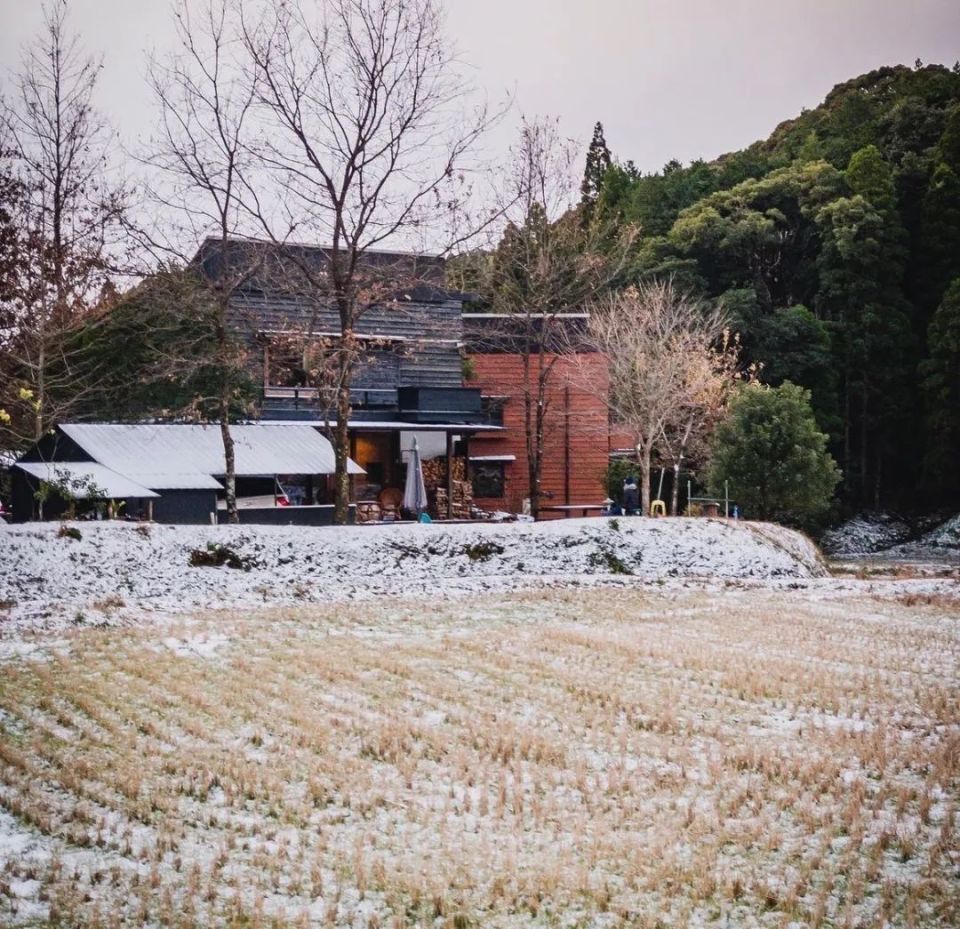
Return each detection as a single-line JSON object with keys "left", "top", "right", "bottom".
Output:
{"left": 658, "top": 331, "right": 743, "bottom": 514}
{"left": 473, "top": 117, "right": 636, "bottom": 518}
{"left": 140, "top": 0, "right": 271, "bottom": 522}
{"left": 0, "top": 0, "right": 127, "bottom": 448}
{"left": 581, "top": 280, "right": 731, "bottom": 516}
{"left": 240, "top": 0, "right": 498, "bottom": 523}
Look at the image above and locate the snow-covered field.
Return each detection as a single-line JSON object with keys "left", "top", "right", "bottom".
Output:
{"left": 1, "top": 584, "right": 958, "bottom": 928}
{"left": 0, "top": 517, "right": 829, "bottom": 635}
{"left": 0, "top": 519, "right": 958, "bottom": 928}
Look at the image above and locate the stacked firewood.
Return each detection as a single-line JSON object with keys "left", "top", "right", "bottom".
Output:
{"left": 421, "top": 456, "right": 466, "bottom": 486}
{"left": 433, "top": 481, "right": 474, "bottom": 519}
{"left": 421, "top": 457, "right": 473, "bottom": 519}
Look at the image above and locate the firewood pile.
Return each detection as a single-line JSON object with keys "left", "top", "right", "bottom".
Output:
{"left": 422, "top": 457, "right": 473, "bottom": 519}
{"left": 433, "top": 481, "right": 474, "bottom": 519}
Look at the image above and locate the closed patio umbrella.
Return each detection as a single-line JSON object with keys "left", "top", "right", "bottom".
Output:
{"left": 403, "top": 437, "right": 427, "bottom": 516}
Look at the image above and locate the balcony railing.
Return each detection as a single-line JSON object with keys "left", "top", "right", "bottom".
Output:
{"left": 262, "top": 384, "right": 497, "bottom": 426}
{"left": 263, "top": 385, "right": 398, "bottom": 410}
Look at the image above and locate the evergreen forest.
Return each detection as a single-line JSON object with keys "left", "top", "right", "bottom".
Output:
{"left": 587, "top": 64, "right": 960, "bottom": 514}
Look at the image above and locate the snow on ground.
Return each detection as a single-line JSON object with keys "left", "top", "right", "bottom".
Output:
{"left": 0, "top": 519, "right": 958, "bottom": 927}
{"left": 0, "top": 517, "right": 828, "bottom": 636}
{"left": 821, "top": 512, "right": 912, "bottom": 555}
{"left": 914, "top": 513, "right": 960, "bottom": 550}
{"left": 0, "top": 586, "right": 957, "bottom": 928}
{"left": 822, "top": 511, "right": 960, "bottom": 561}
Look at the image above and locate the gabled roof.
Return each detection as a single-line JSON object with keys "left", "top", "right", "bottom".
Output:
{"left": 58, "top": 424, "right": 363, "bottom": 486}
{"left": 14, "top": 462, "right": 159, "bottom": 499}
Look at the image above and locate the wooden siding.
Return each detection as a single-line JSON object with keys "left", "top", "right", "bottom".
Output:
{"left": 466, "top": 353, "right": 611, "bottom": 514}
{"left": 228, "top": 292, "right": 463, "bottom": 341}
{"left": 229, "top": 292, "right": 464, "bottom": 393}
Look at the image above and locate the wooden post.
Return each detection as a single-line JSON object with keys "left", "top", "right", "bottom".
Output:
{"left": 446, "top": 430, "right": 454, "bottom": 520}
{"left": 146, "top": 499, "right": 154, "bottom": 522}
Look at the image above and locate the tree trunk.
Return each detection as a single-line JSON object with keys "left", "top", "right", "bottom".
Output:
{"left": 522, "top": 355, "right": 538, "bottom": 519}
{"left": 637, "top": 443, "right": 652, "bottom": 517}
{"left": 670, "top": 463, "right": 680, "bottom": 516}
{"left": 219, "top": 392, "right": 238, "bottom": 524}
{"left": 860, "top": 387, "right": 869, "bottom": 508}
{"left": 874, "top": 448, "right": 882, "bottom": 511}
{"left": 35, "top": 338, "right": 46, "bottom": 441}
{"left": 533, "top": 353, "right": 548, "bottom": 516}
{"left": 843, "top": 375, "right": 851, "bottom": 501}
{"left": 529, "top": 397, "right": 546, "bottom": 520}
{"left": 526, "top": 456, "right": 539, "bottom": 518}
{"left": 332, "top": 370, "right": 353, "bottom": 525}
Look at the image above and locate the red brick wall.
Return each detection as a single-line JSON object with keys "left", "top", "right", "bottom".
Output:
{"left": 467, "top": 353, "right": 611, "bottom": 514}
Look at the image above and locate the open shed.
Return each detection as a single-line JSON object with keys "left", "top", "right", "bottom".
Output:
{"left": 11, "top": 423, "right": 363, "bottom": 524}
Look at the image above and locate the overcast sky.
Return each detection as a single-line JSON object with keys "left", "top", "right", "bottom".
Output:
{"left": 2, "top": 0, "right": 959, "bottom": 174}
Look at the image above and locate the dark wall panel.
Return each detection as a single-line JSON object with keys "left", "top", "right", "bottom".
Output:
{"left": 152, "top": 491, "right": 218, "bottom": 525}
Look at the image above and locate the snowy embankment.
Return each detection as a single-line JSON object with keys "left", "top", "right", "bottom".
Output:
{"left": 822, "top": 511, "right": 960, "bottom": 560}
{"left": 0, "top": 517, "right": 825, "bottom": 633}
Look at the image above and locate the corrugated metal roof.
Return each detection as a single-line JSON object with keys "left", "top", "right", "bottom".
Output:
{"left": 14, "top": 462, "right": 159, "bottom": 499}
{"left": 60, "top": 424, "right": 364, "bottom": 483}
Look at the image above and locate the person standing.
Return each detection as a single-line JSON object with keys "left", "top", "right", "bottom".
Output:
{"left": 623, "top": 476, "right": 640, "bottom": 515}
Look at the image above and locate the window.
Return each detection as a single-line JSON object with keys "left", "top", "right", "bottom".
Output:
{"left": 480, "top": 395, "right": 507, "bottom": 426}
{"left": 472, "top": 462, "right": 505, "bottom": 498}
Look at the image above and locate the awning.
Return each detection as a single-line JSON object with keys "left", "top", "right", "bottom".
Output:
{"left": 14, "top": 462, "right": 159, "bottom": 499}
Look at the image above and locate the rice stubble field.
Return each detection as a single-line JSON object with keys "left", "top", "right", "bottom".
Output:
{"left": 0, "top": 584, "right": 958, "bottom": 928}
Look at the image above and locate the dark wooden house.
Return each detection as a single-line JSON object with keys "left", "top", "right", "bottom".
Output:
{"left": 197, "top": 238, "right": 501, "bottom": 503}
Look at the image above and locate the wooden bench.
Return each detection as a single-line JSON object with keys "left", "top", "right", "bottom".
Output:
{"left": 538, "top": 504, "right": 606, "bottom": 519}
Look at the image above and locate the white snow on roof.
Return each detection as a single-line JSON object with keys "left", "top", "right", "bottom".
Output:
{"left": 469, "top": 454, "right": 516, "bottom": 462}
{"left": 124, "top": 471, "right": 224, "bottom": 491}
{"left": 14, "top": 462, "right": 159, "bottom": 499}
{"left": 59, "top": 424, "right": 363, "bottom": 482}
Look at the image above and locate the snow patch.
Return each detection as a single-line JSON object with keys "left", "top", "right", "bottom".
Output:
{"left": 821, "top": 513, "right": 911, "bottom": 556}
{"left": 915, "top": 513, "right": 960, "bottom": 550}
{"left": 160, "top": 632, "right": 231, "bottom": 659}
{"left": 0, "top": 517, "right": 828, "bottom": 637}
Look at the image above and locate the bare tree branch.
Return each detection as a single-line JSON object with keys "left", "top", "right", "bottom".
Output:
{"left": 576, "top": 279, "right": 735, "bottom": 516}
{"left": 0, "top": 0, "right": 129, "bottom": 449}
{"left": 235, "top": 0, "right": 502, "bottom": 522}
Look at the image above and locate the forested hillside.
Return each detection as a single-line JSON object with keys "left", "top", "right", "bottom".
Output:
{"left": 596, "top": 64, "right": 960, "bottom": 513}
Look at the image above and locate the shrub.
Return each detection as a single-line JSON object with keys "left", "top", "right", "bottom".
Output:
{"left": 188, "top": 543, "right": 258, "bottom": 571}
{"left": 462, "top": 541, "right": 504, "bottom": 562}
{"left": 708, "top": 382, "right": 841, "bottom": 527}
{"left": 57, "top": 525, "right": 82, "bottom": 542}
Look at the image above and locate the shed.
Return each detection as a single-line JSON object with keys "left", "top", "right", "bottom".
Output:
{"left": 12, "top": 423, "right": 362, "bottom": 524}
